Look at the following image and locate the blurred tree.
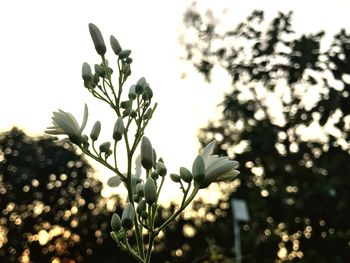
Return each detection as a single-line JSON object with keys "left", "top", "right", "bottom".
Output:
{"left": 182, "top": 6, "right": 350, "bottom": 262}
{"left": 0, "top": 128, "right": 235, "bottom": 263}
{"left": 0, "top": 128, "right": 134, "bottom": 262}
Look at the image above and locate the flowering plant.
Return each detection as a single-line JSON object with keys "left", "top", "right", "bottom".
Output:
{"left": 46, "top": 23, "right": 239, "bottom": 263}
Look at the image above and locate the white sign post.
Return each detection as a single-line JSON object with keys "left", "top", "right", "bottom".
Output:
{"left": 231, "top": 199, "right": 250, "bottom": 263}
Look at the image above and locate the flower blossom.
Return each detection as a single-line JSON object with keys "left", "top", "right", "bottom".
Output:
{"left": 199, "top": 140, "right": 240, "bottom": 188}
{"left": 45, "top": 104, "right": 88, "bottom": 143}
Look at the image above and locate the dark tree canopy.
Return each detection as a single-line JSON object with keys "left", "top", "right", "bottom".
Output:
{"left": 0, "top": 128, "right": 236, "bottom": 263}
{"left": 0, "top": 128, "right": 132, "bottom": 262}
{"left": 183, "top": 7, "right": 350, "bottom": 262}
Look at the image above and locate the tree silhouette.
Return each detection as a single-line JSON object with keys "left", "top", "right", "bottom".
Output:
{"left": 1, "top": 128, "right": 236, "bottom": 263}
{"left": 0, "top": 128, "right": 137, "bottom": 262}
{"left": 182, "top": 7, "right": 350, "bottom": 262}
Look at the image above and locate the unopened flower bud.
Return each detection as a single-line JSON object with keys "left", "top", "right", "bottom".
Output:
{"left": 99, "top": 142, "right": 111, "bottom": 153}
{"left": 126, "top": 57, "right": 133, "bottom": 64}
{"left": 170, "top": 173, "right": 181, "bottom": 183}
{"left": 130, "top": 110, "right": 137, "bottom": 118}
{"left": 180, "top": 167, "right": 193, "bottom": 183}
{"left": 117, "top": 228, "right": 127, "bottom": 242}
{"left": 141, "top": 136, "right": 153, "bottom": 170}
{"left": 128, "top": 85, "right": 137, "bottom": 100}
{"left": 110, "top": 35, "right": 122, "bottom": 55}
{"left": 156, "top": 162, "right": 167, "bottom": 177}
{"left": 142, "top": 85, "right": 153, "bottom": 101}
{"left": 151, "top": 170, "right": 159, "bottom": 180}
{"left": 88, "top": 23, "right": 106, "bottom": 56}
{"left": 144, "top": 108, "right": 153, "bottom": 120}
{"left": 135, "top": 77, "right": 146, "bottom": 94}
{"left": 192, "top": 155, "right": 205, "bottom": 183}
{"left": 122, "top": 203, "right": 135, "bottom": 230}
{"left": 82, "top": 62, "right": 92, "bottom": 82}
{"left": 133, "top": 194, "right": 140, "bottom": 203}
{"left": 120, "top": 100, "right": 131, "bottom": 109}
{"left": 113, "top": 117, "right": 124, "bottom": 141}
{"left": 111, "top": 213, "right": 122, "bottom": 232}
{"left": 137, "top": 200, "right": 146, "bottom": 215}
{"left": 144, "top": 177, "right": 157, "bottom": 205}
{"left": 90, "top": 120, "right": 101, "bottom": 141}
{"left": 94, "top": 64, "right": 105, "bottom": 77}
{"left": 136, "top": 183, "right": 144, "bottom": 197}
{"left": 141, "top": 211, "right": 148, "bottom": 219}
{"left": 119, "top": 49, "right": 131, "bottom": 60}
{"left": 93, "top": 73, "right": 100, "bottom": 84}
{"left": 110, "top": 231, "right": 118, "bottom": 243}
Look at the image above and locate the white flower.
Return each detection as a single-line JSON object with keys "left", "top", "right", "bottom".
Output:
{"left": 200, "top": 140, "right": 240, "bottom": 188}
{"left": 45, "top": 104, "right": 88, "bottom": 141}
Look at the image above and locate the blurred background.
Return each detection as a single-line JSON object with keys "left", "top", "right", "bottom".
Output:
{"left": 1, "top": 0, "right": 350, "bottom": 262}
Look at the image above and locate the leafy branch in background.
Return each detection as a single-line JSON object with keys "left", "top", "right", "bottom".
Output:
{"left": 45, "top": 23, "right": 240, "bottom": 262}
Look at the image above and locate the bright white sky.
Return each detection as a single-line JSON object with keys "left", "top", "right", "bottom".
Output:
{"left": 1, "top": 0, "right": 350, "bottom": 202}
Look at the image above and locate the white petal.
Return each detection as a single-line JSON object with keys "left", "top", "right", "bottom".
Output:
{"left": 79, "top": 104, "right": 89, "bottom": 133}
{"left": 107, "top": 176, "right": 122, "bottom": 187}
{"left": 201, "top": 140, "right": 216, "bottom": 164}
{"left": 213, "top": 170, "right": 240, "bottom": 182}
{"left": 206, "top": 160, "right": 239, "bottom": 182}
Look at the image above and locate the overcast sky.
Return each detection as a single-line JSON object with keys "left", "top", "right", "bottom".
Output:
{"left": 1, "top": 0, "right": 349, "bottom": 202}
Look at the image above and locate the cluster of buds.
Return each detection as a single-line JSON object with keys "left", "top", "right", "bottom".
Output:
{"left": 45, "top": 23, "right": 240, "bottom": 263}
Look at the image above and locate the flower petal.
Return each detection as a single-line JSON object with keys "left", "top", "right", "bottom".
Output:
{"left": 206, "top": 160, "right": 239, "bottom": 182}
{"left": 213, "top": 169, "right": 240, "bottom": 182}
{"left": 201, "top": 140, "right": 216, "bottom": 164}
{"left": 79, "top": 104, "right": 89, "bottom": 133}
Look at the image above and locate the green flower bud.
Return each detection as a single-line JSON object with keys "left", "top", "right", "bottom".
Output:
{"left": 122, "top": 203, "right": 135, "bottom": 230}
{"left": 117, "top": 228, "right": 127, "bottom": 242}
{"left": 123, "top": 64, "right": 131, "bottom": 77}
{"left": 141, "top": 136, "right": 153, "bottom": 170}
{"left": 130, "top": 110, "right": 137, "bottom": 118}
{"left": 88, "top": 23, "right": 106, "bottom": 56}
{"left": 135, "top": 77, "right": 146, "bottom": 94}
{"left": 110, "top": 231, "right": 118, "bottom": 243}
{"left": 90, "top": 120, "right": 101, "bottom": 141}
{"left": 144, "top": 108, "right": 153, "bottom": 120}
{"left": 119, "top": 49, "right": 131, "bottom": 60}
{"left": 99, "top": 142, "right": 111, "bottom": 153}
{"left": 136, "top": 183, "right": 144, "bottom": 197}
{"left": 156, "top": 162, "right": 167, "bottom": 177}
{"left": 82, "top": 62, "right": 92, "bottom": 82}
{"left": 113, "top": 117, "right": 124, "bottom": 141}
{"left": 93, "top": 73, "right": 100, "bottom": 84}
{"left": 144, "top": 177, "right": 157, "bottom": 205}
{"left": 111, "top": 213, "right": 122, "bottom": 232}
{"left": 110, "top": 35, "right": 122, "bottom": 55}
{"left": 192, "top": 155, "right": 205, "bottom": 183}
{"left": 122, "top": 108, "right": 131, "bottom": 118}
{"left": 94, "top": 64, "right": 105, "bottom": 77}
{"left": 170, "top": 173, "right": 181, "bottom": 183}
{"left": 180, "top": 167, "right": 193, "bottom": 183}
{"left": 120, "top": 100, "right": 131, "bottom": 109}
{"left": 137, "top": 200, "right": 146, "bottom": 215}
{"left": 82, "top": 135, "right": 89, "bottom": 147}
{"left": 151, "top": 170, "right": 159, "bottom": 180}
{"left": 141, "top": 211, "right": 148, "bottom": 219}
{"left": 128, "top": 85, "right": 137, "bottom": 100}
{"left": 126, "top": 57, "right": 133, "bottom": 64}
{"left": 133, "top": 194, "right": 139, "bottom": 203}
{"left": 142, "top": 85, "right": 153, "bottom": 101}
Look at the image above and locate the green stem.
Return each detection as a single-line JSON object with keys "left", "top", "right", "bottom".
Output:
{"left": 155, "top": 185, "right": 200, "bottom": 234}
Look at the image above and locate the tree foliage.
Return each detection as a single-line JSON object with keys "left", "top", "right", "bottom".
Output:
{"left": 0, "top": 128, "right": 236, "bottom": 263}
{"left": 0, "top": 128, "right": 134, "bottom": 262}
{"left": 183, "top": 7, "right": 350, "bottom": 262}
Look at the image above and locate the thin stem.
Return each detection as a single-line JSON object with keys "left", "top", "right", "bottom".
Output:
{"left": 155, "top": 185, "right": 200, "bottom": 234}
